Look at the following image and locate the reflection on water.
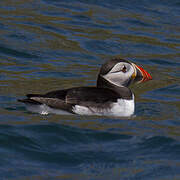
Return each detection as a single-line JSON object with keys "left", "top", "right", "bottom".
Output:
{"left": 0, "top": 0, "right": 180, "bottom": 179}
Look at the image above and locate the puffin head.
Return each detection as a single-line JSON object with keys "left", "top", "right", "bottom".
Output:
{"left": 98, "top": 58, "right": 152, "bottom": 87}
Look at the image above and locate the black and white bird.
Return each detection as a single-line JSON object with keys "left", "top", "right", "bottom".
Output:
{"left": 18, "top": 58, "right": 152, "bottom": 117}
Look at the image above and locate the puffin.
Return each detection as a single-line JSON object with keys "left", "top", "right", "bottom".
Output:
{"left": 18, "top": 58, "right": 152, "bottom": 117}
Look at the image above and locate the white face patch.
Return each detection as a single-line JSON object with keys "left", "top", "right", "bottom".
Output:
{"left": 102, "top": 62, "right": 135, "bottom": 87}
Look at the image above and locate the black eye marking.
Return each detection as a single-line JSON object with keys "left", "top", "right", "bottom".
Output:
{"left": 122, "top": 65, "right": 127, "bottom": 73}
{"left": 111, "top": 65, "right": 127, "bottom": 74}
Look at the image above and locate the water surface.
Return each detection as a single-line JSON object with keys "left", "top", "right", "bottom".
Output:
{"left": 0, "top": 0, "right": 180, "bottom": 179}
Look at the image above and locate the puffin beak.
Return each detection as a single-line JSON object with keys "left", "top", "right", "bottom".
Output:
{"left": 132, "top": 63, "right": 152, "bottom": 83}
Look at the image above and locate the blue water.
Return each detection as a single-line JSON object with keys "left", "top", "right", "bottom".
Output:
{"left": 0, "top": 0, "right": 180, "bottom": 179}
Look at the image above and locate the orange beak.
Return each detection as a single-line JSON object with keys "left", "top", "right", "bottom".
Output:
{"left": 132, "top": 63, "right": 152, "bottom": 83}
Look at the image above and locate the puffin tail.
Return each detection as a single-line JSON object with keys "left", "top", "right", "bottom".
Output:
{"left": 18, "top": 94, "right": 44, "bottom": 105}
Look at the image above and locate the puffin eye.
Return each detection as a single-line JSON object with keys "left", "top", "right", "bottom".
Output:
{"left": 121, "top": 65, "right": 127, "bottom": 73}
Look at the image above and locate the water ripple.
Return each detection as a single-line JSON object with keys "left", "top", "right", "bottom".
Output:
{"left": 0, "top": 0, "right": 179, "bottom": 179}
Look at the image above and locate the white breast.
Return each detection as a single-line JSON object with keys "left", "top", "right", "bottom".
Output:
{"left": 72, "top": 95, "right": 135, "bottom": 117}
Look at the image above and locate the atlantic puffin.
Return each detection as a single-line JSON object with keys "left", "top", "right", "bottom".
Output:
{"left": 18, "top": 58, "right": 152, "bottom": 117}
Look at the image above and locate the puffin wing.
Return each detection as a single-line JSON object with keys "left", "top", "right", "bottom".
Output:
{"left": 65, "top": 87, "right": 120, "bottom": 108}
{"left": 18, "top": 89, "right": 73, "bottom": 112}
{"left": 18, "top": 87, "right": 120, "bottom": 110}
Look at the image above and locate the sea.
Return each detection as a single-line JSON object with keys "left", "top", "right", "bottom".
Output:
{"left": 0, "top": 0, "right": 180, "bottom": 179}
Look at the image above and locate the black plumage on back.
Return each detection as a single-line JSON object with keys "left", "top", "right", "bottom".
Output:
{"left": 18, "top": 87, "right": 122, "bottom": 107}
